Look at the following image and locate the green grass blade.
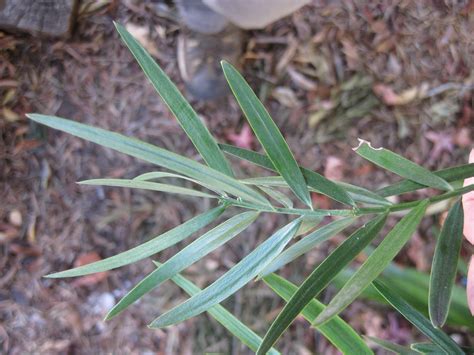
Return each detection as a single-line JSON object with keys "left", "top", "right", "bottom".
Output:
{"left": 258, "top": 186, "right": 293, "bottom": 208}
{"left": 313, "top": 200, "right": 428, "bottom": 326}
{"left": 295, "top": 216, "right": 323, "bottom": 237}
{"left": 165, "top": 268, "right": 280, "bottom": 355}
{"left": 365, "top": 336, "right": 417, "bottom": 354}
{"left": 259, "top": 217, "right": 357, "bottom": 276}
{"left": 243, "top": 175, "right": 388, "bottom": 208}
{"left": 149, "top": 218, "right": 302, "bottom": 328}
{"left": 263, "top": 274, "right": 372, "bottom": 355}
{"left": 332, "top": 264, "right": 474, "bottom": 331}
{"left": 376, "top": 163, "right": 474, "bottom": 197}
{"left": 411, "top": 343, "right": 474, "bottom": 354}
{"left": 221, "top": 62, "right": 311, "bottom": 207}
{"left": 257, "top": 214, "right": 386, "bottom": 354}
{"left": 134, "top": 171, "right": 225, "bottom": 195}
{"left": 79, "top": 178, "right": 216, "bottom": 199}
{"left": 411, "top": 342, "right": 445, "bottom": 354}
{"left": 114, "top": 22, "right": 234, "bottom": 177}
{"left": 27, "top": 114, "right": 270, "bottom": 207}
{"left": 220, "top": 143, "right": 275, "bottom": 169}
{"left": 105, "top": 211, "right": 259, "bottom": 320}
{"left": 429, "top": 200, "right": 464, "bottom": 327}
{"left": 354, "top": 140, "right": 452, "bottom": 191}
{"left": 373, "top": 280, "right": 464, "bottom": 354}
{"left": 220, "top": 143, "right": 355, "bottom": 206}
{"left": 336, "top": 182, "right": 392, "bottom": 206}
{"left": 46, "top": 206, "right": 225, "bottom": 278}
{"left": 241, "top": 176, "right": 288, "bottom": 187}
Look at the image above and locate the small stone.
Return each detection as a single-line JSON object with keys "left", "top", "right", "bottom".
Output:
{"left": 9, "top": 209, "right": 22, "bottom": 227}
{"left": 0, "top": 0, "right": 77, "bottom": 38}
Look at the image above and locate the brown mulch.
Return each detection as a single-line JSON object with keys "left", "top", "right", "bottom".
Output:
{"left": 1, "top": 0, "right": 473, "bottom": 353}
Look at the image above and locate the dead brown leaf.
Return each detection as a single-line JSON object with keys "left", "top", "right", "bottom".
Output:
{"left": 226, "top": 123, "right": 254, "bottom": 150}
{"left": 324, "top": 156, "right": 345, "bottom": 181}
{"left": 373, "top": 83, "right": 429, "bottom": 106}
{"left": 72, "top": 252, "right": 109, "bottom": 287}
{"left": 125, "top": 23, "right": 159, "bottom": 58}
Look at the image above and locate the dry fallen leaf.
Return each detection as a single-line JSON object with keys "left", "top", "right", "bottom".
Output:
{"left": 311, "top": 193, "right": 331, "bottom": 209}
{"left": 406, "top": 232, "right": 430, "bottom": 271}
{"left": 454, "top": 127, "right": 472, "bottom": 147}
{"left": 373, "top": 83, "right": 429, "bottom": 106}
{"left": 324, "top": 156, "right": 345, "bottom": 181}
{"left": 272, "top": 86, "right": 300, "bottom": 108}
{"left": 287, "top": 66, "right": 317, "bottom": 91}
{"left": 341, "top": 39, "right": 359, "bottom": 69}
{"left": 125, "top": 23, "right": 159, "bottom": 58}
{"left": 226, "top": 123, "right": 254, "bottom": 150}
{"left": 72, "top": 252, "right": 109, "bottom": 287}
{"left": 424, "top": 130, "right": 454, "bottom": 162}
{"left": 2, "top": 107, "right": 20, "bottom": 122}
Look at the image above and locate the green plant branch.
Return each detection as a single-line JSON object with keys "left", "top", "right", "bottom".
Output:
{"left": 28, "top": 22, "right": 474, "bottom": 354}
{"left": 219, "top": 196, "right": 355, "bottom": 217}
{"left": 356, "top": 184, "right": 474, "bottom": 215}
{"left": 221, "top": 184, "right": 474, "bottom": 218}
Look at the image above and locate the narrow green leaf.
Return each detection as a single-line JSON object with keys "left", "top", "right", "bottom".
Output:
{"left": 79, "top": 178, "right": 216, "bottom": 199}
{"left": 257, "top": 214, "right": 386, "bottom": 354}
{"left": 220, "top": 143, "right": 275, "bottom": 169}
{"left": 411, "top": 342, "right": 445, "bottom": 354}
{"left": 165, "top": 267, "right": 280, "bottom": 355}
{"left": 258, "top": 186, "right": 293, "bottom": 208}
{"left": 429, "top": 200, "right": 464, "bottom": 327}
{"left": 133, "top": 171, "right": 224, "bottom": 195}
{"left": 242, "top": 175, "right": 389, "bottom": 207}
{"left": 149, "top": 218, "right": 302, "bottom": 328}
{"left": 376, "top": 163, "right": 474, "bottom": 197}
{"left": 373, "top": 280, "right": 464, "bottom": 354}
{"left": 241, "top": 176, "right": 288, "bottom": 187}
{"left": 302, "top": 170, "right": 357, "bottom": 208}
{"left": 295, "top": 215, "right": 323, "bottom": 237}
{"left": 332, "top": 264, "right": 474, "bottom": 331}
{"left": 313, "top": 200, "right": 428, "bottom": 326}
{"left": 365, "top": 336, "right": 417, "bottom": 354}
{"left": 259, "top": 217, "right": 357, "bottom": 276}
{"left": 27, "top": 114, "right": 271, "bottom": 207}
{"left": 221, "top": 62, "right": 311, "bottom": 207}
{"left": 336, "top": 182, "right": 392, "bottom": 206}
{"left": 354, "top": 140, "right": 452, "bottom": 191}
{"left": 263, "top": 273, "right": 372, "bottom": 355}
{"left": 411, "top": 342, "right": 474, "bottom": 354}
{"left": 220, "top": 143, "right": 355, "bottom": 206}
{"left": 46, "top": 206, "right": 225, "bottom": 278}
{"left": 114, "top": 22, "right": 234, "bottom": 177}
{"left": 105, "top": 211, "right": 259, "bottom": 319}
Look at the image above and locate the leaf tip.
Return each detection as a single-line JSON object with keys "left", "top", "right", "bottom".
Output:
{"left": 311, "top": 314, "right": 329, "bottom": 328}
{"left": 148, "top": 319, "right": 163, "bottom": 328}
{"left": 112, "top": 20, "right": 121, "bottom": 29}
{"left": 26, "top": 113, "right": 45, "bottom": 123}
{"left": 103, "top": 310, "right": 116, "bottom": 321}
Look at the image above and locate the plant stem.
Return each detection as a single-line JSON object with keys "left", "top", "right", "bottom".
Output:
{"left": 221, "top": 184, "right": 474, "bottom": 218}
{"left": 219, "top": 198, "right": 355, "bottom": 217}
{"left": 356, "top": 184, "right": 474, "bottom": 216}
